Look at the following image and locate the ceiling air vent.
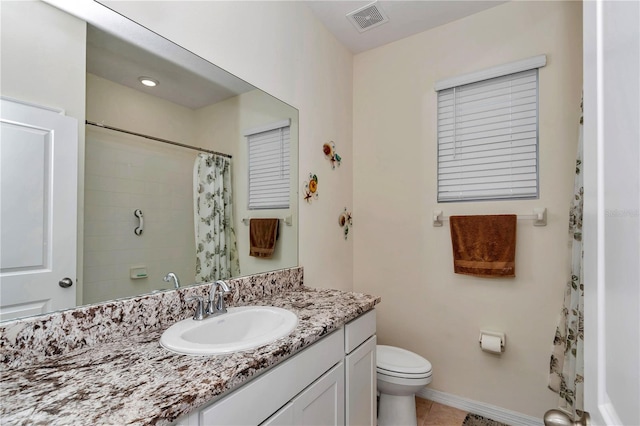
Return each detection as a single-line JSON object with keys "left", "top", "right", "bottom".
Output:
{"left": 346, "top": 1, "right": 389, "bottom": 33}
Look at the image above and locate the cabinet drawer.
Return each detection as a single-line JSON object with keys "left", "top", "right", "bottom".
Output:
{"left": 344, "top": 309, "right": 376, "bottom": 353}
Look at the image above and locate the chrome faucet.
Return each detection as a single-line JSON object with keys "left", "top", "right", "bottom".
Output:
{"left": 184, "top": 280, "right": 231, "bottom": 321}
{"left": 163, "top": 272, "right": 180, "bottom": 289}
{"left": 185, "top": 296, "right": 205, "bottom": 320}
{"left": 206, "top": 280, "right": 231, "bottom": 316}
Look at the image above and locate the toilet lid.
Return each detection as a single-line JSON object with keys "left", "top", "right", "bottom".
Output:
{"left": 376, "top": 345, "right": 432, "bottom": 375}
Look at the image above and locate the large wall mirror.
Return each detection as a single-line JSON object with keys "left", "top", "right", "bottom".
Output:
{"left": 0, "top": 0, "right": 298, "bottom": 322}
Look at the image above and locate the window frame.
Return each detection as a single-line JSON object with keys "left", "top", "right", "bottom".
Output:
{"left": 434, "top": 55, "right": 546, "bottom": 203}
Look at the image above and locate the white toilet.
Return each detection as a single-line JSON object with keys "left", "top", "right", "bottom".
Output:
{"left": 376, "top": 345, "right": 433, "bottom": 426}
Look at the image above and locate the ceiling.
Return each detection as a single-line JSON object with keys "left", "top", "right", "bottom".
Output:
{"left": 305, "top": 0, "right": 508, "bottom": 54}
{"left": 86, "top": 1, "right": 508, "bottom": 109}
{"left": 86, "top": 25, "right": 255, "bottom": 110}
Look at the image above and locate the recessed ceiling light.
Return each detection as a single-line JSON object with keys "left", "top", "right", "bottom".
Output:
{"left": 138, "top": 76, "right": 159, "bottom": 87}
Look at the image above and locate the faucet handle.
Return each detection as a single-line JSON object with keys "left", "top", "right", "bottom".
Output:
{"left": 185, "top": 296, "right": 205, "bottom": 320}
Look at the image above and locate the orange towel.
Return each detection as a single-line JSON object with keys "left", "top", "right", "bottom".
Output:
{"left": 249, "top": 218, "right": 279, "bottom": 258}
{"left": 449, "top": 215, "right": 517, "bottom": 278}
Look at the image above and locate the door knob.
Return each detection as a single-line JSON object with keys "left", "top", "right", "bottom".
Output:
{"left": 544, "top": 409, "right": 590, "bottom": 426}
{"left": 58, "top": 277, "right": 73, "bottom": 288}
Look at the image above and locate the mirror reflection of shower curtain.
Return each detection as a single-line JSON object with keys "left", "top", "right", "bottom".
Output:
{"left": 193, "top": 153, "right": 240, "bottom": 282}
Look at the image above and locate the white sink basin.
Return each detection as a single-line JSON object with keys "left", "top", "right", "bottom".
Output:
{"left": 160, "top": 306, "right": 298, "bottom": 356}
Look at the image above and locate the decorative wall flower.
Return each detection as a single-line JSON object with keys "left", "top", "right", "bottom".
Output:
{"left": 303, "top": 173, "right": 319, "bottom": 203}
{"left": 308, "top": 177, "right": 317, "bottom": 194}
{"left": 323, "top": 141, "right": 341, "bottom": 169}
{"left": 339, "top": 208, "right": 353, "bottom": 240}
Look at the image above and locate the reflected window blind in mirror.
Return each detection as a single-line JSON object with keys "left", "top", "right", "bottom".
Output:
{"left": 245, "top": 119, "right": 291, "bottom": 209}
{"left": 436, "top": 56, "right": 546, "bottom": 202}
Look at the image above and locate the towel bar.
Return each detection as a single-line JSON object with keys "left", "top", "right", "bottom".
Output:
{"left": 242, "top": 216, "right": 293, "bottom": 226}
{"left": 432, "top": 208, "right": 546, "bottom": 227}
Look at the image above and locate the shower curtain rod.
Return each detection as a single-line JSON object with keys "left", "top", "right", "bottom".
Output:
{"left": 85, "top": 120, "right": 232, "bottom": 159}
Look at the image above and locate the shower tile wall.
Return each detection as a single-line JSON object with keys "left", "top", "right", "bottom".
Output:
{"left": 83, "top": 127, "right": 197, "bottom": 304}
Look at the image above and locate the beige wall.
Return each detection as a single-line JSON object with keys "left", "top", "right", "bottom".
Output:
{"left": 103, "top": 1, "right": 355, "bottom": 291}
{"left": 84, "top": 74, "right": 198, "bottom": 303}
{"left": 1, "top": 1, "right": 87, "bottom": 303}
{"left": 195, "top": 90, "right": 299, "bottom": 276}
{"left": 353, "top": 1, "right": 583, "bottom": 417}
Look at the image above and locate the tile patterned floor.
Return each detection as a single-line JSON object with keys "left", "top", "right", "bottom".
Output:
{"left": 416, "top": 397, "right": 469, "bottom": 426}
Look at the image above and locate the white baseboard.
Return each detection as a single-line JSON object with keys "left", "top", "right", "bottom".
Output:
{"left": 416, "top": 388, "right": 544, "bottom": 426}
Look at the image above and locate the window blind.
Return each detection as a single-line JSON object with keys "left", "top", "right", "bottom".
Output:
{"left": 437, "top": 68, "right": 539, "bottom": 202}
{"left": 247, "top": 125, "right": 290, "bottom": 209}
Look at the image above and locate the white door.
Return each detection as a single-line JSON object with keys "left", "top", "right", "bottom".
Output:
{"left": 583, "top": 1, "right": 639, "bottom": 425}
{"left": 0, "top": 98, "right": 78, "bottom": 320}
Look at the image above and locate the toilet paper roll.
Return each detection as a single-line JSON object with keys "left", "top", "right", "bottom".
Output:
{"left": 480, "top": 334, "right": 502, "bottom": 354}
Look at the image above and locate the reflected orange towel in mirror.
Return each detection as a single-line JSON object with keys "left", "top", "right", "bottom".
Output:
{"left": 249, "top": 218, "right": 279, "bottom": 258}
{"left": 449, "top": 215, "right": 517, "bottom": 278}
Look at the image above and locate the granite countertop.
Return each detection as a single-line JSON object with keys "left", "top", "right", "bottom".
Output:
{"left": 0, "top": 287, "right": 379, "bottom": 425}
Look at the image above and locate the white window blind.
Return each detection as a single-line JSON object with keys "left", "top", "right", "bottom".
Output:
{"left": 246, "top": 123, "right": 290, "bottom": 209}
{"left": 437, "top": 68, "right": 540, "bottom": 202}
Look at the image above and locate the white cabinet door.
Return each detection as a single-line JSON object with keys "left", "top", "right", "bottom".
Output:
{"left": 293, "top": 361, "right": 345, "bottom": 426}
{"left": 260, "top": 361, "right": 345, "bottom": 426}
{"left": 0, "top": 98, "right": 78, "bottom": 320}
{"left": 345, "top": 336, "right": 376, "bottom": 426}
{"left": 261, "top": 402, "right": 294, "bottom": 426}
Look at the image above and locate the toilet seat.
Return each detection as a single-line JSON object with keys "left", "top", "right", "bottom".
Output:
{"left": 377, "top": 345, "right": 432, "bottom": 378}
{"left": 377, "top": 368, "right": 432, "bottom": 381}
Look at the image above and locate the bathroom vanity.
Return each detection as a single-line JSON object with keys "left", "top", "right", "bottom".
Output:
{"left": 176, "top": 309, "right": 377, "bottom": 425}
{"left": 0, "top": 268, "right": 380, "bottom": 425}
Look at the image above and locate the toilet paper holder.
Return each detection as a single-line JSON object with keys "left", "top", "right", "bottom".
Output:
{"left": 479, "top": 330, "right": 506, "bottom": 353}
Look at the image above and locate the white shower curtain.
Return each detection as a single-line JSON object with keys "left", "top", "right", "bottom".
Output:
{"left": 548, "top": 100, "right": 584, "bottom": 420}
{"left": 193, "top": 153, "right": 240, "bottom": 282}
